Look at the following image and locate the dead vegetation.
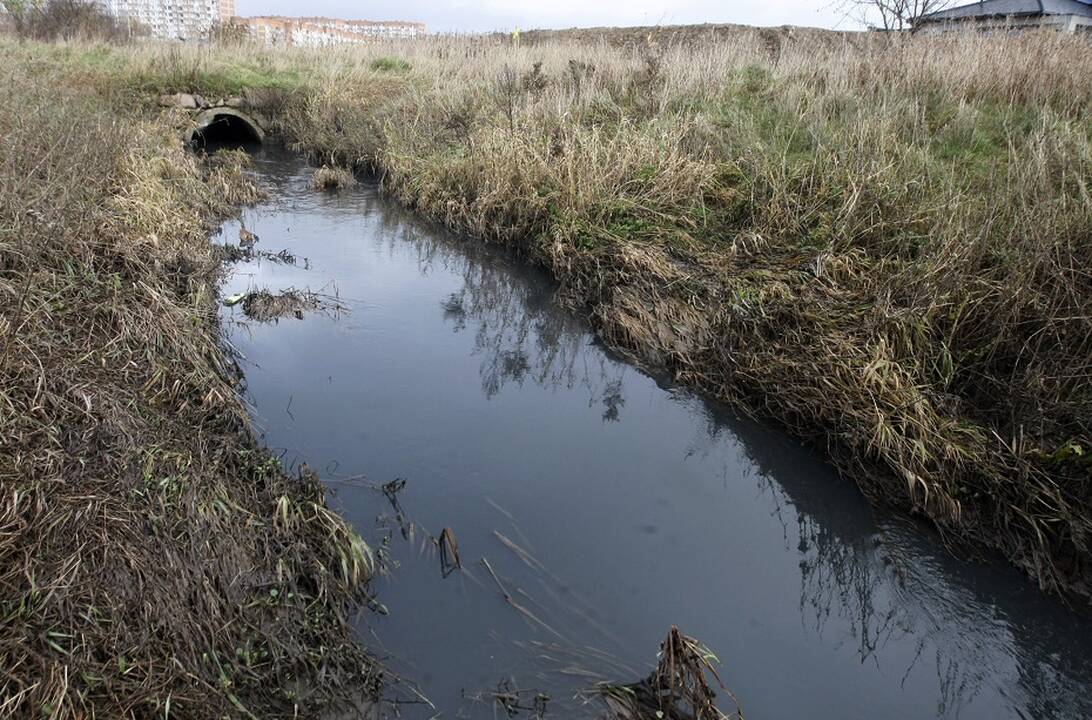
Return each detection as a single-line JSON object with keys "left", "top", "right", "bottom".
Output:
{"left": 5, "top": 24, "right": 1086, "bottom": 597}
{"left": 0, "top": 0, "right": 135, "bottom": 42}
{"left": 0, "top": 61, "right": 378, "bottom": 718}
{"left": 438, "top": 527, "right": 462, "bottom": 577}
{"left": 311, "top": 164, "right": 357, "bottom": 191}
{"left": 599, "top": 627, "right": 740, "bottom": 720}
{"left": 373, "top": 488, "right": 743, "bottom": 719}
{"left": 241, "top": 288, "right": 318, "bottom": 320}
{"left": 218, "top": 243, "right": 302, "bottom": 266}
{"left": 513, "top": 22, "right": 852, "bottom": 53}
{"left": 224, "top": 287, "right": 342, "bottom": 322}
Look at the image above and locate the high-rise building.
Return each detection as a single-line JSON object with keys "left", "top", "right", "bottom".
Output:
{"left": 105, "top": 0, "right": 231, "bottom": 40}
{"left": 102, "top": 2, "right": 423, "bottom": 44}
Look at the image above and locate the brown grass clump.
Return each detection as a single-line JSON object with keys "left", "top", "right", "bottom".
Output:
{"left": 600, "top": 626, "right": 741, "bottom": 720}
{"left": 242, "top": 288, "right": 318, "bottom": 320}
{"left": 226, "top": 287, "right": 341, "bottom": 322}
{"left": 0, "top": 62, "right": 378, "bottom": 718}
{"left": 311, "top": 164, "right": 357, "bottom": 191}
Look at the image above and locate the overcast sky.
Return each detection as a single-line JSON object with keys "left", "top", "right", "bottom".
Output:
{"left": 234, "top": 0, "right": 852, "bottom": 33}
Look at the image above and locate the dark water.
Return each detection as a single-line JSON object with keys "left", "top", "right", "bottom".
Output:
{"left": 217, "top": 148, "right": 1092, "bottom": 719}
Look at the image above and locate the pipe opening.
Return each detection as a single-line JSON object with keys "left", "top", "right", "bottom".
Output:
{"left": 192, "top": 112, "right": 263, "bottom": 149}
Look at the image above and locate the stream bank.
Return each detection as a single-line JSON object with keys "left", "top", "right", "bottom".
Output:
{"left": 0, "top": 67, "right": 377, "bottom": 718}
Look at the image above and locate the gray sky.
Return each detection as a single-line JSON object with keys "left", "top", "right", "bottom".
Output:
{"left": 234, "top": 0, "right": 851, "bottom": 33}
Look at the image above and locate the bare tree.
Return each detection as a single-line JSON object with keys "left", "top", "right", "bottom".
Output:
{"left": 494, "top": 64, "right": 521, "bottom": 133}
{"left": 1, "top": 0, "right": 129, "bottom": 41}
{"left": 1, "top": 0, "right": 35, "bottom": 35}
{"left": 839, "top": 0, "right": 956, "bottom": 31}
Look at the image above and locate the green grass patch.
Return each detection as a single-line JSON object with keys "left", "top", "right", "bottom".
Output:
{"left": 370, "top": 56, "right": 412, "bottom": 73}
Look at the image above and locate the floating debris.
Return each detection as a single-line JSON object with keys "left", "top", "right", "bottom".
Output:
{"left": 217, "top": 243, "right": 306, "bottom": 267}
{"left": 264, "top": 247, "right": 301, "bottom": 265}
{"left": 481, "top": 558, "right": 566, "bottom": 641}
{"left": 382, "top": 478, "right": 407, "bottom": 502}
{"left": 241, "top": 289, "right": 317, "bottom": 321}
{"left": 217, "top": 243, "right": 252, "bottom": 263}
{"left": 381, "top": 478, "right": 411, "bottom": 539}
{"left": 311, "top": 165, "right": 357, "bottom": 191}
{"left": 464, "top": 679, "right": 549, "bottom": 719}
{"left": 438, "top": 527, "right": 462, "bottom": 578}
{"left": 222, "top": 288, "right": 346, "bottom": 322}
{"left": 223, "top": 292, "right": 247, "bottom": 307}
{"left": 238, "top": 226, "right": 259, "bottom": 248}
{"left": 597, "top": 626, "right": 741, "bottom": 720}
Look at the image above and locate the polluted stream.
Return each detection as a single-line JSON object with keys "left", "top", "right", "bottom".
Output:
{"left": 216, "top": 148, "right": 1092, "bottom": 719}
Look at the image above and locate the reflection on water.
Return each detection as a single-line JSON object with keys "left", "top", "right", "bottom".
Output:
{"left": 219, "top": 149, "right": 1092, "bottom": 720}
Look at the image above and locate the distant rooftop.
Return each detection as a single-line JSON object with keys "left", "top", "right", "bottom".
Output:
{"left": 919, "top": 0, "right": 1092, "bottom": 21}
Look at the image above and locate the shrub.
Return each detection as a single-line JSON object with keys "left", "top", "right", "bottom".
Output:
{"left": 370, "top": 56, "right": 411, "bottom": 72}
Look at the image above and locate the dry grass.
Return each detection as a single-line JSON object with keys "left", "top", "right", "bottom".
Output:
{"left": 226, "top": 288, "right": 344, "bottom": 322}
{"left": 0, "top": 60, "right": 379, "bottom": 717}
{"left": 311, "top": 164, "right": 356, "bottom": 191}
{"left": 599, "top": 626, "right": 741, "bottom": 720}
{"left": 2, "top": 24, "right": 1089, "bottom": 606}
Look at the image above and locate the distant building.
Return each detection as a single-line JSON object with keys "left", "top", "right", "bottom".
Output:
{"left": 105, "top": 0, "right": 233, "bottom": 39}
{"left": 915, "top": 0, "right": 1092, "bottom": 33}
{"left": 232, "top": 16, "right": 426, "bottom": 46}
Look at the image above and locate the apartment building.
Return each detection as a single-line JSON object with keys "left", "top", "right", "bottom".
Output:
{"left": 105, "top": 0, "right": 233, "bottom": 39}
{"left": 233, "top": 15, "right": 426, "bottom": 46}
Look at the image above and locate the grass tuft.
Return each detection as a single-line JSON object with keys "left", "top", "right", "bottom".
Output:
{"left": 311, "top": 164, "right": 356, "bottom": 190}
{"left": 370, "top": 56, "right": 412, "bottom": 72}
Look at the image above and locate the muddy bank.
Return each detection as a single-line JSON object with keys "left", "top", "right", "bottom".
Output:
{"left": 0, "top": 69, "right": 378, "bottom": 717}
